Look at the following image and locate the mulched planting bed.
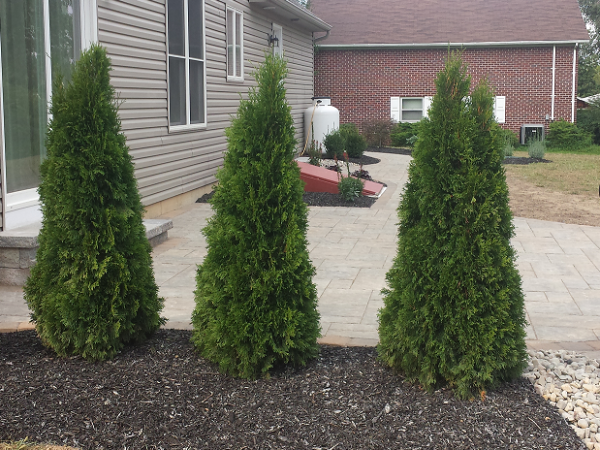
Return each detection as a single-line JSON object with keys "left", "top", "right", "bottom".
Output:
{"left": 197, "top": 191, "right": 378, "bottom": 208}
{"left": 502, "top": 157, "right": 552, "bottom": 165}
{"left": 0, "top": 330, "right": 585, "bottom": 450}
{"left": 366, "top": 147, "right": 413, "bottom": 156}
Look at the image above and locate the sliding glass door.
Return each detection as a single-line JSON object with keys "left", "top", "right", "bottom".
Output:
{"left": 0, "top": 0, "right": 81, "bottom": 201}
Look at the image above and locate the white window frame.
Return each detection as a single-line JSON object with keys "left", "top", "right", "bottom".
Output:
{"left": 226, "top": 7, "right": 243, "bottom": 82}
{"left": 493, "top": 96, "right": 506, "bottom": 124}
{"left": 166, "top": 0, "right": 207, "bottom": 132}
{"left": 1, "top": 0, "right": 97, "bottom": 217}
{"left": 390, "top": 97, "right": 432, "bottom": 123}
{"left": 272, "top": 23, "right": 283, "bottom": 57}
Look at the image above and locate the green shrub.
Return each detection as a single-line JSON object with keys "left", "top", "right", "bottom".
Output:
{"left": 338, "top": 176, "right": 364, "bottom": 201}
{"left": 527, "top": 138, "right": 546, "bottom": 159}
{"left": 498, "top": 129, "right": 516, "bottom": 157}
{"left": 547, "top": 119, "right": 592, "bottom": 149}
{"left": 390, "top": 122, "right": 419, "bottom": 147}
{"left": 339, "top": 123, "right": 367, "bottom": 158}
{"left": 378, "top": 52, "right": 527, "bottom": 400}
{"left": 191, "top": 54, "right": 320, "bottom": 379}
{"left": 577, "top": 106, "right": 600, "bottom": 145}
{"left": 23, "top": 45, "right": 164, "bottom": 361}
{"left": 362, "top": 119, "right": 394, "bottom": 148}
{"left": 323, "top": 129, "right": 345, "bottom": 158}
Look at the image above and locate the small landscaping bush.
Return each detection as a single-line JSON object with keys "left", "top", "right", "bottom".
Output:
{"left": 378, "top": 52, "right": 527, "bottom": 400}
{"left": 390, "top": 122, "right": 420, "bottom": 147}
{"left": 24, "top": 45, "right": 164, "bottom": 361}
{"left": 340, "top": 123, "right": 367, "bottom": 158}
{"left": 323, "top": 129, "right": 345, "bottom": 158}
{"left": 577, "top": 106, "right": 600, "bottom": 145}
{"left": 192, "top": 54, "right": 320, "bottom": 379}
{"left": 547, "top": 119, "right": 592, "bottom": 149}
{"left": 499, "top": 128, "right": 517, "bottom": 157}
{"left": 528, "top": 138, "right": 546, "bottom": 159}
{"left": 362, "top": 118, "right": 394, "bottom": 148}
{"left": 337, "top": 152, "right": 364, "bottom": 202}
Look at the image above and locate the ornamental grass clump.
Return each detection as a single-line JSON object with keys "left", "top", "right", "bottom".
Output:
{"left": 24, "top": 45, "right": 164, "bottom": 361}
{"left": 192, "top": 54, "right": 320, "bottom": 379}
{"left": 378, "top": 52, "right": 527, "bottom": 400}
{"left": 528, "top": 138, "right": 546, "bottom": 159}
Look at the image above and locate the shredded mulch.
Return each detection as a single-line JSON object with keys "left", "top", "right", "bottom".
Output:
{"left": 0, "top": 330, "right": 586, "bottom": 450}
{"left": 366, "top": 147, "right": 413, "bottom": 156}
{"left": 197, "top": 191, "right": 378, "bottom": 208}
{"left": 502, "top": 157, "right": 552, "bottom": 165}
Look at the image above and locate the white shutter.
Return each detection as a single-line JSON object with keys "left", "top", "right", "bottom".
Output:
{"left": 423, "top": 96, "right": 433, "bottom": 118}
{"left": 494, "top": 96, "right": 506, "bottom": 124}
{"left": 390, "top": 97, "right": 400, "bottom": 122}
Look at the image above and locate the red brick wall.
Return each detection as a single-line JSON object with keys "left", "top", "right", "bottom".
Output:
{"left": 314, "top": 46, "right": 578, "bottom": 137}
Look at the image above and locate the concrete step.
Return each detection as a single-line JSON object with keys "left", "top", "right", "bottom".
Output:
{"left": 0, "top": 219, "right": 173, "bottom": 286}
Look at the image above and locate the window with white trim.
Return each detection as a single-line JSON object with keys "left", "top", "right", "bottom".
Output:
{"left": 226, "top": 7, "right": 243, "bottom": 81}
{"left": 390, "top": 97, "right": 432, "bottom": 123}
{"left": 167, "top": 0, "right": 206, "bottom": 128}
{"left": 493, "top": 96, "right": 506, "bottom": 123}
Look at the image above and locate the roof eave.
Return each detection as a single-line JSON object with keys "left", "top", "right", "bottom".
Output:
{"left": 317, "top": 40, "right": 589, "bottom": 49}
{"left": 248, "top": 0, "right": 332, "bottom": 32}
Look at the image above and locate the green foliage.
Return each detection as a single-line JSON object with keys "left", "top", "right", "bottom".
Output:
{"left": 498, "top": 128, "right": 517, "bottom": 157}
{"left": 191, "top": 54, "right": 320, "bottom": 379}
{"left": 362, "top": 119, "right": 394, "bottom": 148}
{"left": 378, "top": 52, "right": 527, "bottom": 400}
{"left": 23, "top": 45, "right": 164, "bottom": 361}
{"left": 577, "top": 105, "right": 600, "bottom": 145}
{"left": 578, "top": 52, "right": 600, "bottom": 97}
{"left": 338, "top": 176, "right": 364, "bottom": 202}
{"left": 307, "top": 124, "right": 323, "bottom": 166}
{"left": 547, "top": 119, "right": 592, "bottom": 149}
{"left": 390, "top": 122, "right": 420, "bottom": 147}
{"left": 527, "top": 138, "right": 546, "bottom": 159}
{"left": 323, "top": 129, "right": 345, "bottom": 158}
{"left": 339, "top": 123, "right": 367, "bottom": 158}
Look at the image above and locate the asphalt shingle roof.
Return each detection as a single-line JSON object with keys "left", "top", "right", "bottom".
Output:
{"left": 310, "top": 0, "right": 589, "bottom": 46}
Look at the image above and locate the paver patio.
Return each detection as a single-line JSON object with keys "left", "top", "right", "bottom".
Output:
{"left": 2, "top": 151, "right": 600, "bottom": 358}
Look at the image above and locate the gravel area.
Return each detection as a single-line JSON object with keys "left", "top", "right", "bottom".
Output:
{"left": 0, "top": 329, "right": 587, "bottom": 450}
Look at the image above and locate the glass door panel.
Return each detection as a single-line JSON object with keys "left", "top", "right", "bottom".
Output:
{"left": 0, "top": 0, "right": 47, "bottom": 194}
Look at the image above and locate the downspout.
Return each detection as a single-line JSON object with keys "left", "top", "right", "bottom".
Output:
{"left": 572, "top": 43, "right": 578, "bottom": 123}
{"left": 314, "top": 30, "right": 330, "bottom": 43}
{"left": 551, "top": 45, "right": 556, "bottom": 120}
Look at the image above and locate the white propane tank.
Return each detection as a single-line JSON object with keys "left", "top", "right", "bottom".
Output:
{"left": 304, "top": 97, "right": 339, "bottom": 155}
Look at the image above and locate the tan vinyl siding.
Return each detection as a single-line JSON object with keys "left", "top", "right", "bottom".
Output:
{"left": 97, "top": 0, "right": 315, "bottom": 207}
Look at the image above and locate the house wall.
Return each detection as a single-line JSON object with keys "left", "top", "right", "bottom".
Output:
{"left": 314, "top": 46, "right": 578, "bottom": 136}
{"left": 97, "top": 0, "right": 315, "bottom": 211}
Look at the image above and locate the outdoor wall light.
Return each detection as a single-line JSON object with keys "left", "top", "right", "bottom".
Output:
{"left": 268, "top": 34, "right": 279, "bottom": 46}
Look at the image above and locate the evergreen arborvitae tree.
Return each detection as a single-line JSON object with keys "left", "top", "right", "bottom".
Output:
{"left": 24, "top": 45, "right": 164, "bottom": 361}
{"left": 192, "top": 54, "right": 320, "bottom": 378}
{"left": 378, "top": 52, "right": 527, "bottom": 399}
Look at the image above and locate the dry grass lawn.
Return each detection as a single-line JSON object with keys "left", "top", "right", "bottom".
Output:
{"left": 0, "top": 443, "right": 78, "bottom": 450}
{"left": 504, "top": 150, "right": 600, "bottom": 226}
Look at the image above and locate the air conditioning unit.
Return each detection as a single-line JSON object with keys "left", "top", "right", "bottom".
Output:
{"left": 520, "top": 124, "right": 545, "bottom": 145}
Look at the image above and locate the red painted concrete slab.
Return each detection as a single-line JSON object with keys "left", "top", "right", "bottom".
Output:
{"left": 296, "top": 161, "right": 384, "bottom": 197}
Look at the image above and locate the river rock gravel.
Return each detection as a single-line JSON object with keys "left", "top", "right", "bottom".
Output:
{"left": 0, "top": 329, "right": 589, "bottom": 450}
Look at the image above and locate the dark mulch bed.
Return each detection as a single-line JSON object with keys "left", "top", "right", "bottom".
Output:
{"left": 366, "top": 147, "right": 413, "bottom": 156}
{"left": 197, "top": 191, "right": 378, "bottom": 208}
{"left": 502, "top": 156, "right": 552, "bottom": 165}
{"left": 343, "top": 154, "right": 381, "bottom": 166}
{"left": 0, "top": 330, "right": 585, "bottom": 450}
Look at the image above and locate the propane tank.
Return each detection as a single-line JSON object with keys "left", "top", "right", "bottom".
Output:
{"left": 304, "top": 97, "right": 340, "bottom": 154}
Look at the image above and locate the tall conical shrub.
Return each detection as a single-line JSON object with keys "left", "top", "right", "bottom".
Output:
{"left": 378, "top": 52, "right": 527, "bottom": 399}
{"left": 24, "top": 45, "right": 164, "bottom": 360}
{"left": 192, "top": 54, "right": 320, "bottom": 378}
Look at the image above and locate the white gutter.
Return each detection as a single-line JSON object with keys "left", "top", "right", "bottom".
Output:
{"left": 248, "top": 0, "right": 331, "bottom": 32}
{"left": 572, "top": 44, "right": 578, "bottom": 123}
{"left": 318, "top": 40, "right": 590, "bottom": 49}
{"left": 551, "top": 45, "right": 556, "bottom": 121}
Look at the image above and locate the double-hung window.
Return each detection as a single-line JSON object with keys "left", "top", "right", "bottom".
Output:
{"left": 167, "top": 0, "right": 206, "bottom": 129}
{"left": 226, "top": 7, "right": 243, "bottom": 81}
{"left": 390, "top": 97, "right": 432, "bottom": 123}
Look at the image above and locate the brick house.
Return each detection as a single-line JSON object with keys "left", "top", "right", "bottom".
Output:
{"left": 311, "top": 0, "right": 589, "bottom": 138}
